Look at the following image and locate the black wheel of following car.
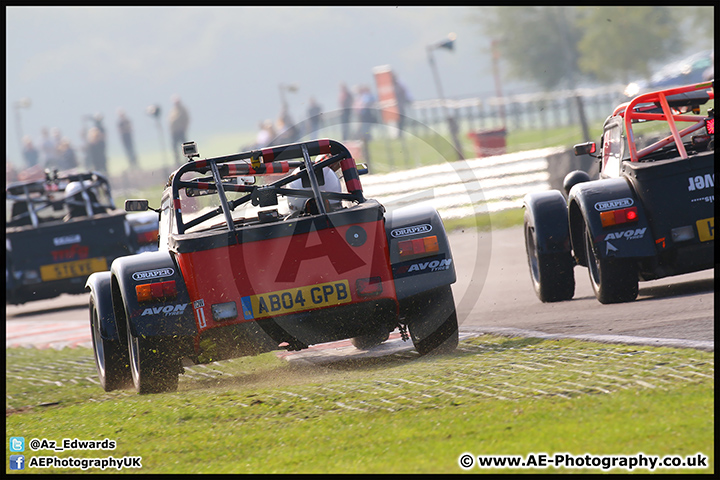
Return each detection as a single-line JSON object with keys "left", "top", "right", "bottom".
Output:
{"left": 89, "top": 296, "right": 131, "bottom": 391}
{"left": 584, "top": 227, "right": 639, "bottom": 304}
{"left": 407, "top": 285, "right": 459, "bottom": 356}
{"left": 126, "top": 316, "right": 179, "bottom": 394}
{"left": 351, "top": 328, "right": 390, "bottom": 350}
{"left": 524, "top": 213, "right": 575, "bottom": 302}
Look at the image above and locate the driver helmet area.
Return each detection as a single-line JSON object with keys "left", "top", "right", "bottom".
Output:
{"left": 286, "top": 154, "right": 343, "bottom": 215}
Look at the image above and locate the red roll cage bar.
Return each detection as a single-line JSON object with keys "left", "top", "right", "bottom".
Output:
{"left": 611, "top": 81, "right": 714, "bottom": 162}
{"left": 169, "top": 139, "right": 366, "bottom": 235}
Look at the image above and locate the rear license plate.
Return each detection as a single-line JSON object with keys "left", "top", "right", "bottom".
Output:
{"left": 696, "top": 217, "right": 714, "bottom": 242}
{"left": 241, "top": 280, "right": 352, "bottom": 320}
{"left": 40, "top": 257, "right": 108, "bottom": 281}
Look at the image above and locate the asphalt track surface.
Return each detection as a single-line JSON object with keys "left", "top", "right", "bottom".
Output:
{"left": 5, "top": 226, "right": 714, "bottom": 355}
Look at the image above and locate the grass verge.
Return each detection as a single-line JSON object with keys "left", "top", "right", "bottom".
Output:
{"left": 6, "top": 336, "right": 714, "bottom": 473}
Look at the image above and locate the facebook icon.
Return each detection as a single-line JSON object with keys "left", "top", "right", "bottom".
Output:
{"left": 10, "top": 455, "right": 25, "bottom": 470}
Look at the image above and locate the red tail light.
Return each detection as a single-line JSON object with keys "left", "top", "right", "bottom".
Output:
{"left": 398, "top": 235, "right": 439, "bottom": 258}
{"left": 137, "top": 229, "right": 159, "bottom": 245}
{"left": 600, "top": 207, "right": 638, "bottom": 228}
{"left": 136, "top": 280, "right": 177, "bottom": 302}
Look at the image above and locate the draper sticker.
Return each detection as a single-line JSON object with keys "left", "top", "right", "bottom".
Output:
{"left": 594, "top": 198, "right": 633, "bottom": 211}
{"left": 391, "top": 224, "right": 432, "bottom": 238}
{"left": 53, "top": 234, "right": 81, "bottom": 246}
{"left": 132, "top": 268, "right": 174, "bottom": 281}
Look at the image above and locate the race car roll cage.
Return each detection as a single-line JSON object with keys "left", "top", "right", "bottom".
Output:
{"left": 611, "top": 81, "right": 714, "bottom": 162}
{"left": 170, "top": 139, "right": 367, "bottom": 235}
{"left": 6, "top": 170, "right": 114, "bottom": 228}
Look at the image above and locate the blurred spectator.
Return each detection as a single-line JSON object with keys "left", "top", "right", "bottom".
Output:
{"left": 354, "top": 85, "right": 377, "bottom": 140}
{"left": 353, "top": 85, "right": 377, "bottom": 165}
{"left": 21, "top": 135, "right": 40, "bottom": 168}
{"left": 168, "top": 95, "right": 190, "bottom": 164}
{"left": 338, "top": 82, "right": 353, "bottom": 140}
{"left": 90, "top": 114, "right": 106, "bottom": 136}
{"left": 394, "top": 75, "right": 413, "bottom": 137}
{"left": 7, "top": 160, "right": 18, "bottom": 184}
{"left": 85, "top": 126, "right": 107, "bottom": 174}
{"left": 40, "top": 127, "right": 60, "bottom": 166}
{"left": 56, "top": 138, "right": 79, "bottom": 171}
{"left": 117, "top": 108, "right": 138, "bottom": 167}
{"left": 276, "top": 103, "right": 298, "bottom": 144}
{"left": 306, "top": 96, "right": 323, "bottom": 137}
{"left": 51, "top": 127, "right": 63, "bottom": 150}
{"left": 255, "top": 119, "right": 276, "bottom": 148}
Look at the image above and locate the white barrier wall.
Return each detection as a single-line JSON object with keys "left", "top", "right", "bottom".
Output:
{"left": 361, "top": 146, "right": 564, "bottom": 219}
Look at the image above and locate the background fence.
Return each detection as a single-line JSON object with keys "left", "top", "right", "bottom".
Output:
{"left": 409, "top": 83, "right": 626, "bottom": 136}
{"left": 310, "top": 83, "right": 627, "bottom": 143}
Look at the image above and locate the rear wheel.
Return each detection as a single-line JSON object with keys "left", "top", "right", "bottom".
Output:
{"left": 406, "top": 286, "right": 459, "bottom": 356}
{"left": 524, "top": 213, "right": 575, "bottom": 302}
{"left": 126, "top": 317, "right": 179, "bottom": 394}
{"left": 90, "top": 297, "right": 131, "bottom": 391}
{"left": 585, "top": 228, "right": 638, "bottom": 304}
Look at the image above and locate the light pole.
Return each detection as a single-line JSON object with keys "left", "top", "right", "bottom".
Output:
{"left": 147, "top": 104, "right": 171, "bottom": 174}
{"left": 491, "top": 39, "right": 507, "bottom": 130}
{"left": 278, "top": 83, "right": 298, "bottom": 107}
{"left": 14, "top": 97, "right": 31, "bottom": 157}
{"left": 278, "top": 83, "right": 299, "bottom": 142}
{"left": 427, "top": 33, "right": 464, "bottom": 160}
{"left": 556, "top": 7, "right": 590, "bottom": 142}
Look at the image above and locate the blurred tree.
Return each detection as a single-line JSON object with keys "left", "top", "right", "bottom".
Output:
{"left": 479, "top": 6, "right": 585, "bottom": 91}
{"left": 682, "top": 6, "right": 714, "bottom": 50}
{"left": 479, "top": 7, "right": 590, "bottom": 140}
{"left": 476, "top": 6, "right": 699, "bottom": 141}
{"left": 478, "top": 6, "right": 691, "bottom": 89}
{"left": 577, "top": 7, "right": 683, "bottom": 84}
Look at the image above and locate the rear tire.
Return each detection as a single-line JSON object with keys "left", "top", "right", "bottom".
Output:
{"left": 126, "top": 317, "right": 179, "bottom": 394}
{"left": 406, "top": 286, "right": 459, "bottom": 356}
{"left": 585, "top": 228, "right": 638, "bottom": 304}
{"left": 524, "top": 213, "right": 575, "bottom": 302}
{"left": 90, "top": 296, "right": 131, "bottom": 391}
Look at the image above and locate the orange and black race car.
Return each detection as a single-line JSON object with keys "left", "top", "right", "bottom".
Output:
{"left": 86, "top": 139, "right": 458, "bottom": 394}
{"left": 6, "top": 170, "right": 158, "bottom": 305}
{"left": 524, "top": 81, "right": 714, "bottom": 304}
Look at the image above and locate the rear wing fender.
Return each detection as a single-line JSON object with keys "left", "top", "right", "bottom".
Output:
{"left": 385, "top": 204, "right": 456, "bottom": 301}
{"left": 568, "top": 177, "right": 655, "bottom": 261}
{"left": 109, "top": 251, "right": 196, "bottom": 339}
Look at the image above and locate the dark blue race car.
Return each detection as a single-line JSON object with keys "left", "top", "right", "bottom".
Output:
{"left": 524, "top": 81, "right": 714, "bottom": 304}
